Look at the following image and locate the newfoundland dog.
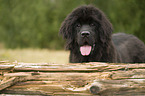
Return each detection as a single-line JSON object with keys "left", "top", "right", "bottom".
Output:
{"left": 59, "top": 5, "right": 145, "bottom": 63}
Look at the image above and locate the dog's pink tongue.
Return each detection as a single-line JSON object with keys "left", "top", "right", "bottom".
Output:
{"left": 80, "top": 45, "right": 92, "bottom": 56}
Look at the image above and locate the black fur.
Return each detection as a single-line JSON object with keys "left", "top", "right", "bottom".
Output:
{"left": 59, "top": 5, "right": 145, "bottom": 63}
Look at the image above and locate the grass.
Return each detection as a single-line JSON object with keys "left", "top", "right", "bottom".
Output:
{"left": 0, "top": 49, "right": 69, "bottom": 64}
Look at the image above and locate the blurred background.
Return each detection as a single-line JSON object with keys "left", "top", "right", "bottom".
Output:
{"left": 0, "top": 0, "right": 145, "bottom": 63}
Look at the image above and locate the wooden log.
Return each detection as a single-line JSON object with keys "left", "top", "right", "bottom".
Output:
{"left": 0, "top": 75, "right": 36, "bottom": 91}
{"left": 111, "top": 69, "right": 145, "bottom": 79}
{"left": 90, "top": 79, "right": 145, "bottom": 95}
{"left": 0, "top": 61, "right": 145, "bottom": 95}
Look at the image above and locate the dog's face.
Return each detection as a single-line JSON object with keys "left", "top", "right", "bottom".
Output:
{"left": 74, "top": 18, "right": 98, "bottom": 56}
{"left": 60, "top": 5, "right": 113, "bottom": 56}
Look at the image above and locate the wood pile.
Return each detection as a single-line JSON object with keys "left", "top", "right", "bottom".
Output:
{"left": 0, "top": 61, "right": 145, "bottom": 95}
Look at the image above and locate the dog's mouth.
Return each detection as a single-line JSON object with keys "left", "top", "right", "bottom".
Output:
{"left": 80, "top": 45, "right": 92, "bottom": 56}
{"left": 80, "top": 44, "right": 95, "bottom": 56}
{"left": 78, "top": 37, "right": 96, "bottom": 56}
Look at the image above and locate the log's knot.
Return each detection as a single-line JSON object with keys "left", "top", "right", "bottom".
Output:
{"left": 90, "top": 85, "right": 100, "bottom": 95}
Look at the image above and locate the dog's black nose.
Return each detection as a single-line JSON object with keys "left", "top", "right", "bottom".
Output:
{"left": 81, "top": 31, "right": 90, "bottom": 37}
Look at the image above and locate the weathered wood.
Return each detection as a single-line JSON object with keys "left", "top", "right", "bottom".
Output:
{"left": 90, "top": 79, "right": 145, "bottom": 95}
{"left": 0, "top": 61, "right": 145, "bottom": 95}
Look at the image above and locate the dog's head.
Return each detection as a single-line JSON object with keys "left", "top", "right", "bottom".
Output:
{"left": 59, "top": 5, "right": 113, "bottom": 56}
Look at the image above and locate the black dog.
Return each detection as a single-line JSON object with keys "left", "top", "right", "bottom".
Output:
{"left": 59, "top": 5, "right": 145, "bottom": 63}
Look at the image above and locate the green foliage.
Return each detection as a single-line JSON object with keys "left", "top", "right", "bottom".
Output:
{"left": 0, "top": 0, "right": 145, "bottom": 49}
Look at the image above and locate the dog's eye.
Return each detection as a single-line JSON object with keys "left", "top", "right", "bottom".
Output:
{"left": 76, "top": 24, "right": 81, "bottom": 28}
{"left": 90, "top": 23, "right": 95, "bottom": 26}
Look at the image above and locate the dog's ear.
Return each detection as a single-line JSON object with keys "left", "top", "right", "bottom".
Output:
{"left": 59, "top": 14, "right": 77, "bottom": 50}
{"left": 90, "top": 7, "right": 113, "bottom": 44}
{"left": 99, "top": 16, "right": 113, "bottom": 44}
{"left": 59, "top": 16, "right": 72, "bottom": 39}
{"left": 98, "top": 12, "right": 113, "bottom": 44}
